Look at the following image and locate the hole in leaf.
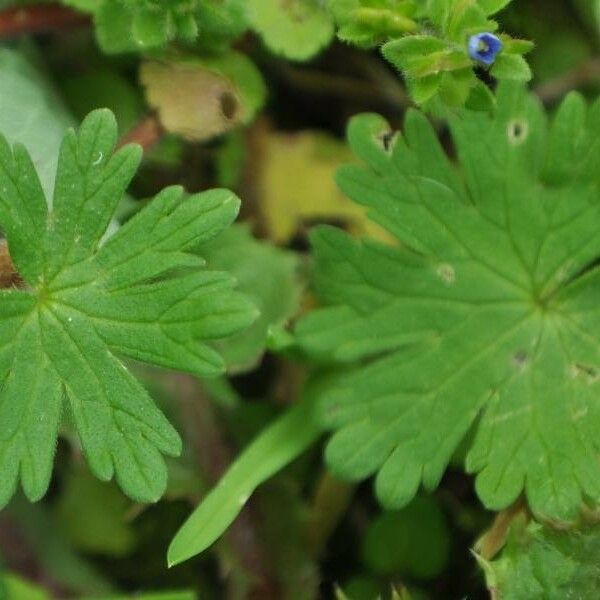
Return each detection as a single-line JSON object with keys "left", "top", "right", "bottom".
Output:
{"left": 507, "top": 119, "right": 529, "bottom": 145}
{"left": 219, "top": 91, "right": 238, "bottom": 121}
{"left": 570, "top": 363, "right": 600, "bottom": 384}
{"left": 377, "top": 130, "right": 395, "bottom": 152}
{"left": 512, "top": 350, "right": 528, "bottom": 369}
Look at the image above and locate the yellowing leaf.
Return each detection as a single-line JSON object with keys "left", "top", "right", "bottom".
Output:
{"left": 141, "top": 53, "right": 266, "bottom": 142}
{"left": 259, "top": 130, "right": 391, "bottom": 243}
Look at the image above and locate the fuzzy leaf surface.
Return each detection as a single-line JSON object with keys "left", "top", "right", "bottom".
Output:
{"left": 0, "top": 110, "right": 256, "bottom": 507}
{"left": 487, "top": 520, "right": 600, "bottom": 598}
{"left": 296, "top": 83, "right": 600, "bottom": 521}
{"left": 248, "top": 0, "right": 334, "bottom": 61}
{"left": 65, "top": 0, "right": 248, "bottom": 53}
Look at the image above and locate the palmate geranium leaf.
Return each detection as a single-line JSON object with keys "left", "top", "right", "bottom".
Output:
{"left": 0, "top": 109, "right": 256, "bottom": 506}
{"left": 296, "top": 82, "right": 600, "bottom": 521}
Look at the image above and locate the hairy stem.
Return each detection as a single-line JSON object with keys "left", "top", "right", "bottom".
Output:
{"left": 474, "top": 497, "right": 528, "bottom": 560}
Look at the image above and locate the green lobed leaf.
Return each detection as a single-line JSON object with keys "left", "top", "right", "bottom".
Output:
{"left": 362, "top": 496, "right": 450, "bottom": 580}
{"left": 0, "top": 109, "right": 256, "bottom": 507}
{"left": 199, "top": 224, "right": 301, "bottom": 373}
{"left": 193, "top": 0, "right": 249, "bottom": 51}
{"left": 248, "top": 0, "right": 335, "bottom": 61}
{"left": 68, "top": 0, "right": 248, "bottom": 53}
{"left": 296, "top": 83, "right": 600, "bottom": 522}
{"left": 92, "top": 0, "right": 139, "bottom": 52}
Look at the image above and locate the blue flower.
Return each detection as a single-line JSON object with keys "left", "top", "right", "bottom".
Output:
{"left": 468, "top": 32, "right": 503, "bottom": 66}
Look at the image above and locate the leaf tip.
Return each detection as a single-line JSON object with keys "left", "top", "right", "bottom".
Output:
{"left": 166, "top": 538, "right": 192, "bottom": 569}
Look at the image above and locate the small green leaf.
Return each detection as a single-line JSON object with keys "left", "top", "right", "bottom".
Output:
{"left": 80, "top": 0, "right": 248, "bottom": 53}
{"left": 500, "top": 35, "right": 535, "bottom": 56}
{"left": 0, "top": 110, "right": 256, "bottom": 507}
{"left": 194, "top": 0, "right": 249, "bottom": 51}
{"left": 168, "top": 395, "right": 321, "bottom": 566}
{"left": 438, "top": 69, "right": 476, "bottom": 107}
{"left": 131, "top": 7, "right": 169, "bottom": 48}
{"left": 487, "top": 519, "right": 600, "bottom": 598}
{"left": 406, "top": 74, "right": 442, "bottom": 105}
{"left": 174, "top": 11, "right": 199, "bottom": 41}
{"left": 94, "top": 0, "right": 137, "bottom": 53}
{"left": 327, "top": 0, "right": 418, "bottom": 48}
{"left": 447, "top": 3, "right": 492, "bottom": 42}
{"left": 491, "top": 54, "right": 533, "bottom": 81}
{"left": 199, "top": 224, "right": 301, "bottom": 373}
{"left": 362, "top": 496, "right": 450, "bottom": 580}
{"left": 383, "top": 36, "right": 471, "bottom": 79}
{"left": 465, "top": 80, "right": 496, "bottom": 112}
{"left": 248, "top": 0, "right": 334, "bottom": 61}
{"left": 478, "top": 0, "right": 514, "bottom": 16}
{"left": 383, "top": 35, "right": 449, "bottom": 59}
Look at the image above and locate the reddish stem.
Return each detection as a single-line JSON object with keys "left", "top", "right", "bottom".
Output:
{"left": 117, "top": 114, "right": 163, "bottom": 154}
{"left": 0, "top": 514, "right": 67, "bottom": 597}
{"left": 0, "top": 4, "right": 90, "bottom": 38}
